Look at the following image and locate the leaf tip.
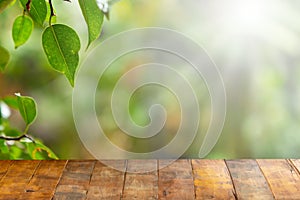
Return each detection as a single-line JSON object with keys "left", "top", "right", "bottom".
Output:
{"left": 69, "top": 80, "right": 75, "bottom": 87}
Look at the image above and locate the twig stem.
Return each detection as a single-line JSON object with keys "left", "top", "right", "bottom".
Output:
{"left": 0, "top": 134, "right": 35, "bottom": 143}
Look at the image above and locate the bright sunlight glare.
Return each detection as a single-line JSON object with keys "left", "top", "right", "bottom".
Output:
{"left": 218, "top": 0, "right": 271, "bottom": 35}
{"left": 202, "top": 0, "right": 300, "bottom": 62}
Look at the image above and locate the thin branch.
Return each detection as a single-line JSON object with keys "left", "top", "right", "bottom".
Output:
{"left": 48, "top": 0, "right": 71, "bottom": 25}
{"left": 48, "top": 0, "right": 55, "bottom": 25}
{"left": 0, "top": 134, "right": 35, "bottom": 143}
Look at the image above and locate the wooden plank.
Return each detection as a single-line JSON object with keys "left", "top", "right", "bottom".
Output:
{"left": 122, "top": 160, "right": 158, "bottom": 199}
{"left": 0, "top": 160, "right": 40, "bottom": 197}
{"left": 126, "top": 159, "right": 157, "bottom": 173}
{"left": 1, "top": 192, "right": 57, "bottom": 200}
{"left": 20, "top": 160, "right": 67, "bottom": 199}
{"left": 0, "top": 160, "right": 12, "bottom": 180}
{"left": 158, "top": 160, "right": 194, "bottom": 200}
{"left": 86, "top": 160, "right": 126, "bottom": 200}
{"left": 226, "top": 160, "right": 274, "bottom": 199}
{"left": 290, "top": 159, "right": 300, "bottom": 174}
{"left": 192, "top": 160, "right": 235, "bottom": 200}
{"left": 53, "top": 160, "right": 95, "bottom": 200}
{"left": 0, "top": 159, "right": 299, "bottom": 199}
{"left": 257, "top": 159, "right": 300, "bottom": 199}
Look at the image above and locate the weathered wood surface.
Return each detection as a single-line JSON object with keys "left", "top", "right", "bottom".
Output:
{"left": 192, "top": 160, "right": 236, "bottom": 199}
{"left": 0, "top": 159, "right": 299, "bottom": 199}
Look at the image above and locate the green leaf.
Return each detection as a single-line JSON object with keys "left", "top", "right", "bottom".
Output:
{"left": 0, "top": 104, "right": 2, "bottom": 123}
{"left": 42, "top": 24, "right": 81, "bottom": 86}
{"left": 2, "top": 127, "right": 22, "bottom": 137}
{"left": 15, "top": 93, "right": 37, "bottom": 126}
{"left": 26, "top": 141, "right": 58, "bottom": 160}
{"left": 0, "top": 0, "right": 15, "bottom": 13}
{"left": 12, "top": 15, "right": 33, "bottom": 49}
{"left": 0, "top": 140, "right": 9, "bottom": 155}
{"left": 20, "top": 0, "right": 47, "bottom": 26}
{"left": 8, "top": 145, "right": 23, "bottom": 159}
{"left": 79, "top": 0, "right": 104, "bottom": 48}
{"left": 2, "top": 96, "right": 18, "bottom": 109}
{"left": 0, "top": 46, "right": 10, "bottom": 71}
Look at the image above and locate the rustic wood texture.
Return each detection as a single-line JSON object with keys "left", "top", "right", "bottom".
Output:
{"left": 0, "top": 160, "right": 299, "bottom": 199}
{"left": 0, "top": 160, "right": 40, "bottom": 200}
{"left": 25, "top": 160, "right": 67, "bottom": 199}
{"left": 122, "top": 160, "right": 158, "bottom": 200}
{"left": 53, "top": 160, "right": 95, "bottom": 200}
{"left": 257, "top": 159, "right": 300, "bottom": 200}
{"left": 0, "top": 160, "right": 12, "bottom": 181}
{"left": 87, "top": 160, "right": 126, "bottom": 200}
{"left": 192, "top": 160, "right": 236, "bottom": 199}
{"left": 158, "top": 160, "right": 195, "bottom": 199}
{"left": 226, "top": 160, "right": 274, "bottom": 200}
{"left": 290, "top": 159, "right": 300, "bottom": 174}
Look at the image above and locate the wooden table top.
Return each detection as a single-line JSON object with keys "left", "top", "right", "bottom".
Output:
{"left": 0, "top": 159, "right": 299, "bottom": 199}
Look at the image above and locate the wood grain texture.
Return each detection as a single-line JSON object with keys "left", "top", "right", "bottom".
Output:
{"left": 0, "top": 160, "right": 12, "bottom": 181}
{"left": 192, "top": 160, "right": 235, "bottom": 200}
{"left": 122, "top": 160, "right": 158, "bottom": 200}
{"left": 0, "top": 160, "right": 40, "bottom": 199}
{"left": 0, "top": 159, "right": 299, "bottom": 199}
{"left": 290, "top": 159, "right": 300, "bottom": 174}
{"left": 257, "top": 159, "right": 300, "bottom": 199}
{"left": 158, "top": 160, "right": 195, "bottom": 200}
{"left": 24, "top": 160, "right": 67, "bottom": 199}
{"left": 53, "top": 160, "right": 95, "bottom": 200}
{"left": 87, "top": 160, "right": 126, "bottom": 200}
{"left": 226, "top": 159, "right": 274, "bottom": 200}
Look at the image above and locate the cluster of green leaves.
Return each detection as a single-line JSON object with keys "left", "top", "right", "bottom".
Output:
{"left": 0, "top": 0, "right": 106, "bottom": 86}
{"left": 0, "top": 94, "right": 58, "bottom": 160}
{"left": 0, "top": 0, "right": 118, "bottom": 160}
{"left": 0, "top": 0, "right": 111, "bottom": 159}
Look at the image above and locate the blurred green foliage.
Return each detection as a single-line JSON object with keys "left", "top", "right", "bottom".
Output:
{"left": 0, "top": 94, "right": 58, "bottom": 159}
{"left": 1, "top": 0, "right": 300, "bottom": 159}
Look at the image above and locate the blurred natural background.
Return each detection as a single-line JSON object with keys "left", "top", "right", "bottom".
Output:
{"left": 1, "top": 0, "right": 300, "bottom": 158}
